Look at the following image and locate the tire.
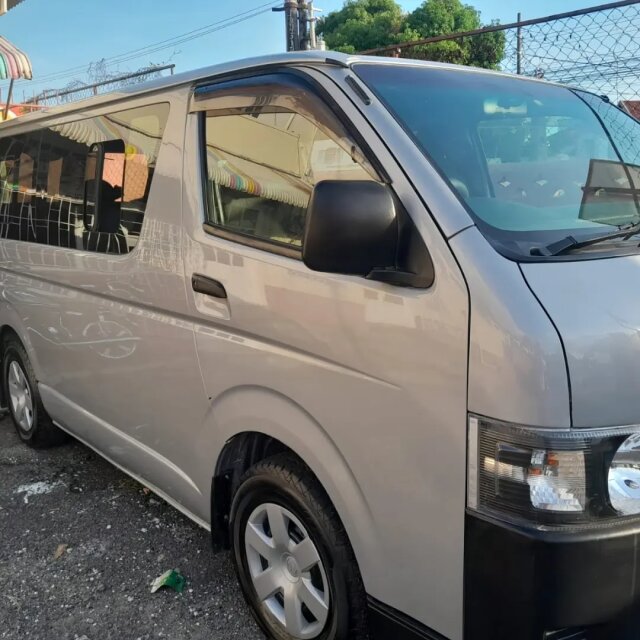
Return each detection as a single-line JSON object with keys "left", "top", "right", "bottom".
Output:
{"left": 3, "top": 335, "right": 68, "bottom": 448}
{"left": 230, "top": 453, "right": 369, "bottom": 640}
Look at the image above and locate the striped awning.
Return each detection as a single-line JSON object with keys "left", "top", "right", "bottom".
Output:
{"left": 207, "top": 147, "right": 311, "bottom": 209}
{"left": 0, "top": 35, "right": 31, "bottom": 80}
{"left": 51, "top": 114, "right": 162, "bottom": 161}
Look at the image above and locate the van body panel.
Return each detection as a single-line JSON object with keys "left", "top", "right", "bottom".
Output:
{"left": 0, "top": 93, "right": 212, "bottom": 519}
{"left": 40, "top": 382, "right": 202, "bottom": 497}
{"left": 450, "top": 227, "right": 571, "bottom": 429}
{"left": 182, "top": 72, "right": 470, "bottom": 639}
{"left": 39, "top": 386, "right": 210, "bottom": 530}
{"left": 521, "top": 256, "right": 640, "bottom": 428}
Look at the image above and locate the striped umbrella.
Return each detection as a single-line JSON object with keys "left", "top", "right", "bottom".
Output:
{"left": 0, "top": 35, "right": 31, "bottom": 80}
{"left": 0, "top": 35, "right": 32, "bottom": 120}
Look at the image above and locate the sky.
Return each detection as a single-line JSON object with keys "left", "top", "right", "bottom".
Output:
{"left": 0, "top": 0, "right": 592, "bottom": 103}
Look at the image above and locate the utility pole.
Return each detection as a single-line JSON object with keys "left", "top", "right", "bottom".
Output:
{"left": 274, "top": 0, "right": 322, "bottom": 51}
{"left": 298, "top": 0, "right": 310, "bottom": 50}
{"left": 273, "top": 0, "right": 300, "bottom": 52}
{"left": 308, "top": 1, "right": 319, "bottom": 50}
{"left": 516, "top": 12, "right": 523, "bottom": 75}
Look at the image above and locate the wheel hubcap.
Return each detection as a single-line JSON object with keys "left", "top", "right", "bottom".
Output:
{"left": 244, "top": 503, "right": 330, "bottom": 639}
{"left": 8, "top": 360, "right": 33, "bottom": 432}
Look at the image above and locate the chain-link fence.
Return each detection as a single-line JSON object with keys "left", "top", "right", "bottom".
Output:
{"left": 29, "top": 64, "right": 175, "bottom": 107}
{"left": 364, "top": 0, "right": 640, "bottom": 107}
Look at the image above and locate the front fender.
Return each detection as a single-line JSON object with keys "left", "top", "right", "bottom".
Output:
{"left": 199, "top": 384, "right": 380, "bottom": 591}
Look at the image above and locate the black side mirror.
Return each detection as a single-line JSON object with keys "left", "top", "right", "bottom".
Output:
{"left": 303, "top": 180, "right": 398, "bottom": 278}
{"left": 302, "top": 180, "right": 434, "bottom": 288}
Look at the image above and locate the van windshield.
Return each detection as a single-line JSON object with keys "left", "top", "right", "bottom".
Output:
{"left": 355, "top": 63, "right": 640, "bottom": 259}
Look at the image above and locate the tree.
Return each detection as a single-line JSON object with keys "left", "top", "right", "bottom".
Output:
{"left": 318, "top": 0, "right": 505, "bottom": 69}
{"left": 317, "top": 0, "right": 408, "bottom": 53}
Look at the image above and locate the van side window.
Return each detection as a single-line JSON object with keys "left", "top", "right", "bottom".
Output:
{"left": 0, "top": 132, "right": 40, "bottom": 243}
{"left": 36, "top": 126, "right": 86, "bottom": 248}
{"left": 103, "top": 104, "right": 170, "bottom": 249}
{"left": 0, "top": 102, "right": 169, "bottom": 254}
{"left": 203, "top": 104, "right": 376, "bottom": 250}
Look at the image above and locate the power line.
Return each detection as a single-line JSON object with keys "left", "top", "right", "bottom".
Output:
{"left": 90, "top": 1, "right": 279, "bottom": 70}
{"left": 24, "top": 1, "right": 278, "bottom": 85}
{"left": 15, "top": 1, "right": 279, "bottom": 90}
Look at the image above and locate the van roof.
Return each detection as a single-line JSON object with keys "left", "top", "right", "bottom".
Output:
{"left": 2, "top": 50, "right": 560, "bottom": 129}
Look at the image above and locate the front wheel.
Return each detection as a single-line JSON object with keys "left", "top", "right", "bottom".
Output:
{"left": 230, "top": 454, "right": 369, "bottom": 640}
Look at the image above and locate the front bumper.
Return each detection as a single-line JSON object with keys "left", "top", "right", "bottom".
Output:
{"left": 465, "top": 513, "right": 640, "bottom": 639}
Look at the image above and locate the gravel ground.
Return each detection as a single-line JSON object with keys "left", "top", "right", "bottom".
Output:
{"left": 0, "top": 418, "right": 264, "bottom": 640}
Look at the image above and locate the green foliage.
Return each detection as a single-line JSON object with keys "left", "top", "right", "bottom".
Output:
{"left": 407, "top": 0, "right": 480, "bottom": 36}
{"left": 317, "top": 0, "right": 505, "bottom": 68}
{"left": 317, "top": 0, "right": 407, "bottom": 53}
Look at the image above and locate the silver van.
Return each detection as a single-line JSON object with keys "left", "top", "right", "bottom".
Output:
{"left": 2, "top": 51, "right": 640, "bottom": 640}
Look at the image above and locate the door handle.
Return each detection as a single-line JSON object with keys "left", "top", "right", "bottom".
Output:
{"left": 191, "top": 274, "right": 227, "bottom": 299}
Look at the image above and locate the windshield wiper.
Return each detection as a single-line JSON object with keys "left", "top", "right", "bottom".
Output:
{"left": 531, "top": 220, "right": 640, "bottom": 257}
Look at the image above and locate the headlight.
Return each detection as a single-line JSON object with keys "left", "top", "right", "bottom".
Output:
{"left": 467, "top": 415, "right": 640, "bottom": 528}
{"left": 609, "top": 432, "right": 640, "bottom": 515}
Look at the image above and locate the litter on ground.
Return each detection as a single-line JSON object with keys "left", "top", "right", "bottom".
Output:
{"left": 150, "top": 569, "right": 186, "bottom": 594}
{"left": 14, "top": 480, "right": 64, "bottom": 504}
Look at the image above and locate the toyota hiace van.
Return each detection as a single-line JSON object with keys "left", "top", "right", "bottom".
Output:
{"left": 2, "top": 51, "right": 640, "bottom": 640}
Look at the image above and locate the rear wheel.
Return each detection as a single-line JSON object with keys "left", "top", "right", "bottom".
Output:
{"left": 230, "top": 454, "right": 369, "bottom": 640}
{"left": 3, "top": 335, "right": 67, "bottom": 447}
